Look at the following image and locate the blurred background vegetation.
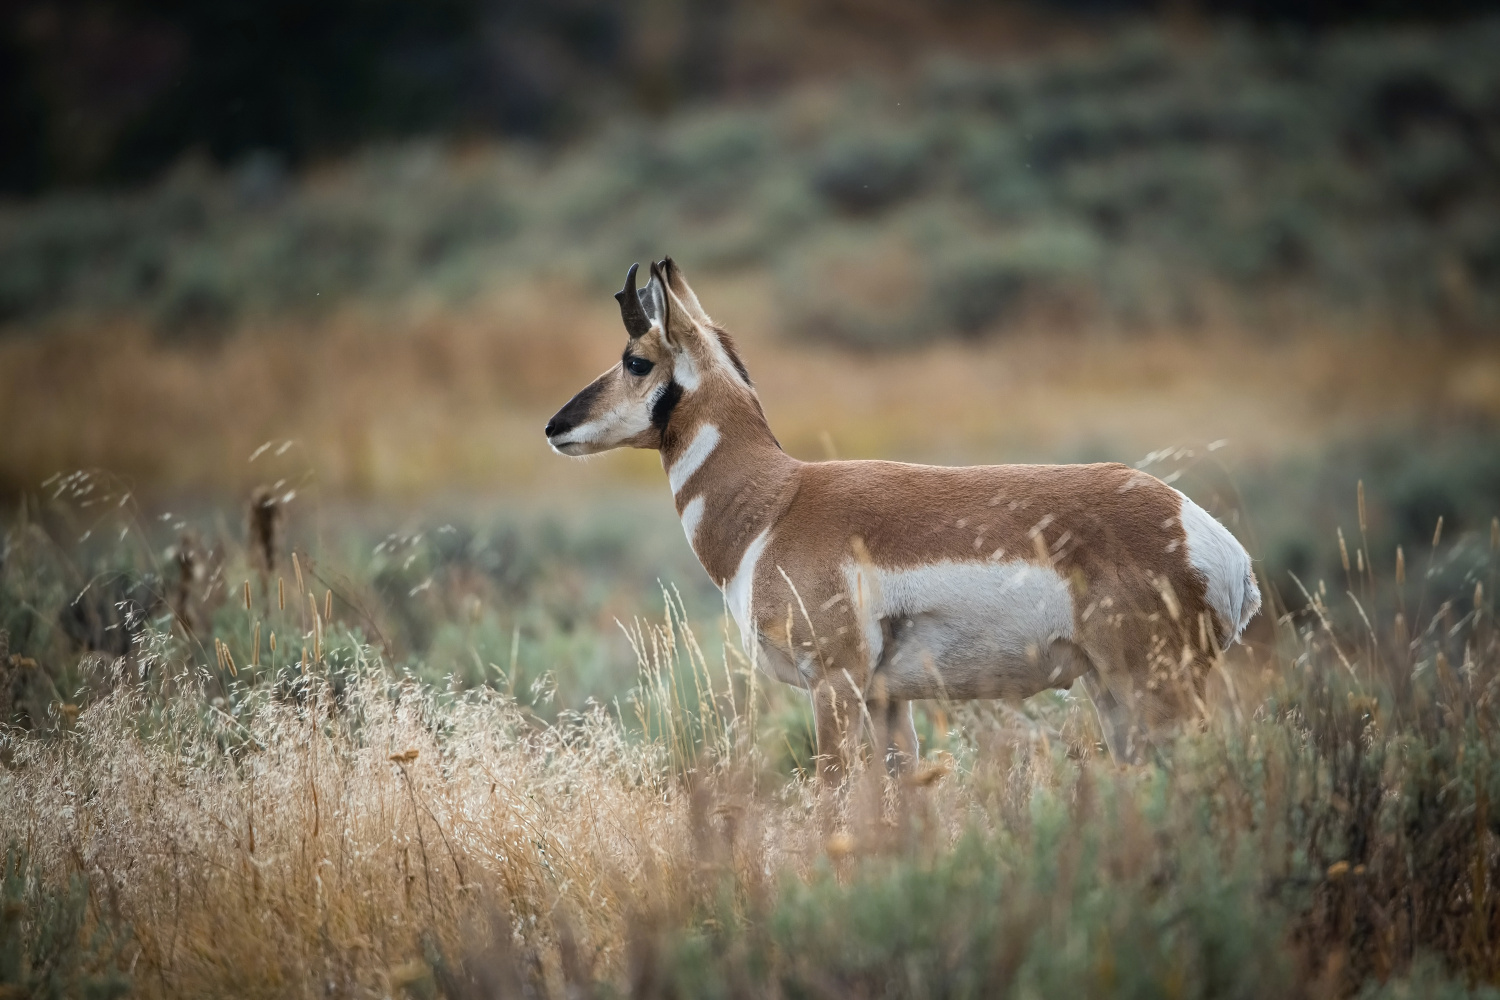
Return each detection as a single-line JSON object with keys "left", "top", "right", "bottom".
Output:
{"left": 5, "top": 3, "right": 1500, "bottom": 340}
{"left": 3, "top": 0, "right": 1499, "bottom": 704}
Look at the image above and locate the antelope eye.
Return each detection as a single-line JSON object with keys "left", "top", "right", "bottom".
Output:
{"left": 625, "top": 356, "right": 654, "bottom": 377}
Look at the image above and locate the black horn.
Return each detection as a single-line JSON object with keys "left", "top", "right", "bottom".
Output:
{"left": 615, "top": 262, "right": 650, "bottom": 339}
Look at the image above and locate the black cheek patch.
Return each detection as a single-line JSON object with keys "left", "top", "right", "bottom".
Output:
{"left": 651, "top": 380, "right": 683, "bottom": 432}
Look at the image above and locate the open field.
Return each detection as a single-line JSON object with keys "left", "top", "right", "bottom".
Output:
{"left": 4, "top": 322, "right": 1500, "bottom": 995}
{"left": 4, "top": 296, "right": 1500, "bottom": 500}
{"left": 2, "top": 470, "right": 1500, "bottom": 997}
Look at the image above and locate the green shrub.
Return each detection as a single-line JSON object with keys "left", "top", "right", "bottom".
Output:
{"left": 0, "top": 847, "right": 131, "bottom": 1000}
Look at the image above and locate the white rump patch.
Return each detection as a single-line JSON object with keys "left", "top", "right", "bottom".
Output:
{"left": 842, "top": 558, "right": 1082, "bottom": 701}
{"left": 679, "top": 495, "right": 705, "bottom": 553}
{"left": 1175, "top": 491, "right": 1260, "bottom": 646}
{"left": 725, "top": 527, "right": 771, "bottom": 650}
{"left": 667, "top": 423, "right": 719, "bottom": 494}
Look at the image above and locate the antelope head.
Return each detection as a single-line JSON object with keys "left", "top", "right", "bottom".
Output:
{"left": 544, "top": 258, "right": 752, "bottom": 456}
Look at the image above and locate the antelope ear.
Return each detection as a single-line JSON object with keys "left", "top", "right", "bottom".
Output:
{"left": 649, "top": 259, "right": 698, "bottom": 346}
{"left": 638, "top": 266, "right": 667, "bottom": 335}
{"left": 658, "top": 257, "right": 711, "bottom": 326}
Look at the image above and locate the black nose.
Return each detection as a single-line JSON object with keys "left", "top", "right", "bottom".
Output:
{"left": 545, "top": 416, "right": 571, "bottom": 438}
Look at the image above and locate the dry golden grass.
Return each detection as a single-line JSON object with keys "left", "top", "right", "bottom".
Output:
{"left": 5, "top": 574, "right": 1499, "bottom": 997}
{"left": 2, "top": 474, "right": 1500, "bottom": 996}
{"left": 4, "top": 273, "right": 1498, "bottom": 502}
{"left": 0, "top": 600, "right": 1158, "bottom": 997}
{"left": 0, "top": 603, "right": 1045, "bottom": 996}
{"left": 6, "top": 669, "right": 682, "bottom": 995}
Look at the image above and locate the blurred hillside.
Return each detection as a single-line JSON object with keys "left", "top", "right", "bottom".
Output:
{"left": 2, "top": 10, "right": 1499, "bottom": 508}
{"left": 3, "top": 16, "right": 1499, "bottom": 346}
{"left": 7, "top": 0, "right": 1494, "bottom": 196}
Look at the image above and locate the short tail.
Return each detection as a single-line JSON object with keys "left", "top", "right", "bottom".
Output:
{"left": 1232, "top": 563, "right": 1262, "bottom": 645}
{"left": 1176, "top": 491, "right": 1261, "bottom": 648}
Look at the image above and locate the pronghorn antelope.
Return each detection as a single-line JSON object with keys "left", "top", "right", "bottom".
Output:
{"left": 546, "top": 259, "right": 1260, "bottom": 780}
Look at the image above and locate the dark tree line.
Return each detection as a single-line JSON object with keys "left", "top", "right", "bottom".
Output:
{"left": 1, "top": 0, "right": 1492, "bottom": 196}
{"left": 1, "top": 0, "right": 672, "bottom": 193}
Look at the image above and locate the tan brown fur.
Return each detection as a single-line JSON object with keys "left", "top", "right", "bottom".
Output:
{"left": 548, "top": 259, "right": 1259, "bottom": 781}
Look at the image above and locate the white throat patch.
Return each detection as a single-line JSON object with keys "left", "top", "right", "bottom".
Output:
{"left": 667, "top": 423, "right": 720, "bottom": 495}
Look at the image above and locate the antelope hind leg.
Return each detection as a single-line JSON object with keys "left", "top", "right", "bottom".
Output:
{"left": 880, "top": 698, "right": 918, "bottom": 776}
{"left": 1079, "top": 669, "right": 1148, "bottom": 764}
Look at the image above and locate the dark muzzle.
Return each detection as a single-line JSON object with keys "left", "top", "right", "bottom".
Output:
{"left": 544, "top": 378, "right": 604, "bottom": 441}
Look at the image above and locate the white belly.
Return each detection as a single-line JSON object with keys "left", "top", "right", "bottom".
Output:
{"left": 844, "top": 558, "right": 1083, "bottom": 701}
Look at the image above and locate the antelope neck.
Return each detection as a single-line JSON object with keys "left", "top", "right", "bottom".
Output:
{"left": 661, "top": 394, "right": 794, "bottom": 586}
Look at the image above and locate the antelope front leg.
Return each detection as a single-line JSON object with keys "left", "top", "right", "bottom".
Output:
{"left": 812, "top": 679, "right": 861, "bottom": 786}
{"left": 866, "top": 681, "right": 918, "bottom": 776}
{"left": 883, "top": 698, "right": 918, "bottom": 775}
